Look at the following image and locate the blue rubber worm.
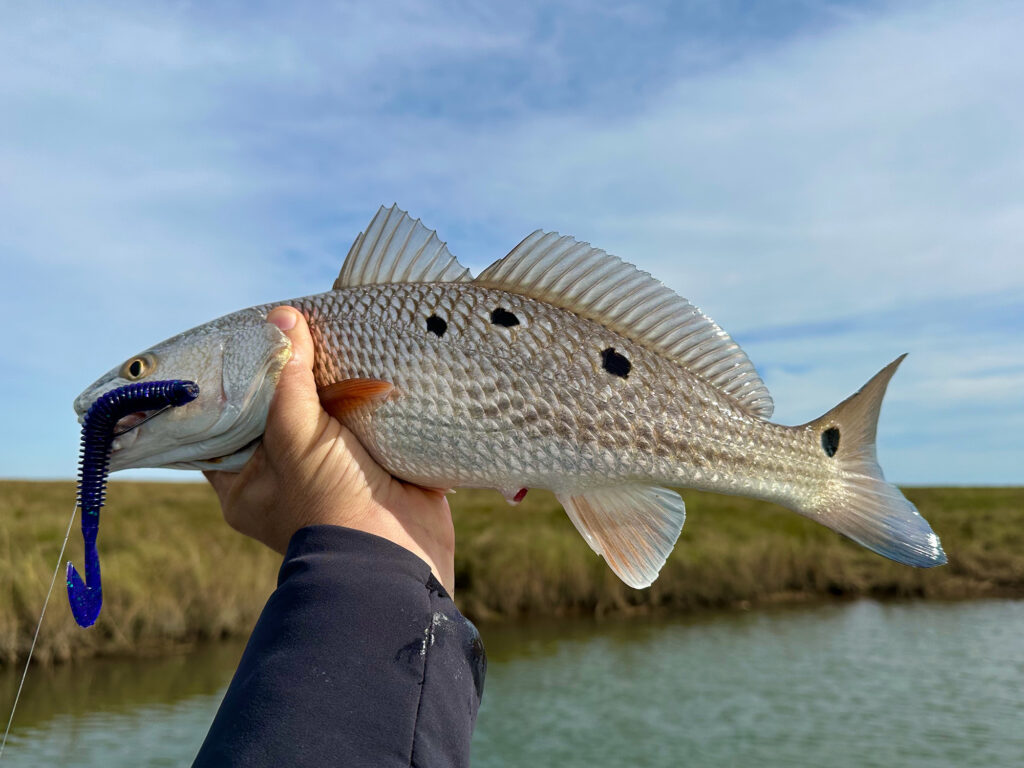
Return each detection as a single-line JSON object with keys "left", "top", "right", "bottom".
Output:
{"left": 68, "top": 380, "right": 199, "bottom": 627}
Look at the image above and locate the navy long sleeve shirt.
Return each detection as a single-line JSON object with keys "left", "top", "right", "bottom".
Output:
{"left": 192, "top": 526, "right": 486, "bottom": 767}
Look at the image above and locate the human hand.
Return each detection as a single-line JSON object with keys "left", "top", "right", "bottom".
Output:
{"left": 203, "top": 306, "right": 456, "bottom": 591}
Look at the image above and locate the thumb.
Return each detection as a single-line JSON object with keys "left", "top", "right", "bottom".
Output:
{"left": 265, "top": 305, "right": 324, "bottom": 445}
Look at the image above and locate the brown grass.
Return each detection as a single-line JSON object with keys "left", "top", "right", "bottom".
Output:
{"left": 1, "top": 481, "right": 1021, "bottom": 665}
{"left": 453, "top": 485, "right": 1024, "bottom": 618}
{"left": 0, "top": 481, "right": 279, "bottom": 666}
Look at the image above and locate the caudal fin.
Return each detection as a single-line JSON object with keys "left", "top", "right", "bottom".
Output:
{"left": 801, "top": 355, "right": 946, "bottom": 567}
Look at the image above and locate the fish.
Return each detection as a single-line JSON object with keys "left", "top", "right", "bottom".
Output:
{"left": 74, "top": 205, "right": 946, "bottom": 587}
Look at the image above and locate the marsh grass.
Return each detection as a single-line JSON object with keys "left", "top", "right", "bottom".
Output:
{"left": 453, "top": 485, "right": 1024, "bottom": 617}
{"left": 0, "top": 481, "right": 279, "bottom": 666}
{"left": 1, "top": 481, "right": 1021, "bottom": 664}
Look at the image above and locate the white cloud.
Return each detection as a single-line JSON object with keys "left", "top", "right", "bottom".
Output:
{"left": 1, "top": 0, "right": 1021, "bottom": 483}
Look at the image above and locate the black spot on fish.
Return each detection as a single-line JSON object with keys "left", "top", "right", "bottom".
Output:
{"left": 822, "top": 427, "right": 840, "bottom": 457}
{"left": 490, "top": 307, "right": 520, "bottom": 327}
{"left": 601, "top": 347, "right": 631, "bottom": 378}
{"left": 426, "top": 314, "right": 447, "bottom": 337}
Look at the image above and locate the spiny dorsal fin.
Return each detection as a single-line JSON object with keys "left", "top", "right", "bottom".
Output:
{"left": 556, "top": 485, "right": 686, "bottom": 589}
{"left": 476, "top": 231, "right": 774, "bottom": 419}
{"left": 334, "top": 205, "right": 471, "bottom": 289}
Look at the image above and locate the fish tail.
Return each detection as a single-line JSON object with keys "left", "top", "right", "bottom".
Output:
{"left": 798, "top": 355, "right": 946, "bottom": 567}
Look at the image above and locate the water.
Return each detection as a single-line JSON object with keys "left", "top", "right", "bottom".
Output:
{"left": 2, "top": 600, "right": 1023, "bottom": 766}
{"left": 0, "top": 642, "right": 245, "bottom": 766}
{"left": 474, "top": 600, "right": 1024, "bottom": 767}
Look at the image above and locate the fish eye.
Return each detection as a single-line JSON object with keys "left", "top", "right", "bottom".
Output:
{"left": 120, "top": 354, "right": 156, "bottom": 381}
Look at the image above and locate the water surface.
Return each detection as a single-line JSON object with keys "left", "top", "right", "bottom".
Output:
{"left": 2, "top": 600, "right": 1022, "bottom": 766}
{"left": 474, "top": 600, "right": 1024, "bottom": 767}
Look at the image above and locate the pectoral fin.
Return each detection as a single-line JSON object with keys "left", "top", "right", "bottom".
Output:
{"left": 556, "top": 485, "right": 686, "bottom": 589}
{"left": 318, "top": 378, "right": 395, "bottom": 419}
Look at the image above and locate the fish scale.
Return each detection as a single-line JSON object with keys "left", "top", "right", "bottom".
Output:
{"left": 278, "top": 283, "right": 814, "bottom": 500}
{"left": 74, "top": 204, "right": 946, "bottom": 589}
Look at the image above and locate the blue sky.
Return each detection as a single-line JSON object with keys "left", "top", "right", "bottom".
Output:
{"left": 1, "top": 0, "right": 1021, "bottom": 484}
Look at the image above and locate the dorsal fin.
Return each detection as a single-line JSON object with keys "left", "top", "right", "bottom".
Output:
{"left": 334, "top": 205, "right": 471, "bottom": 289}
{"left": 476, "top": 231, "right": 774, "bottom": 418}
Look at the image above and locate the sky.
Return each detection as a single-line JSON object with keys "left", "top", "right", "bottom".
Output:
{"left": 0, "top": 0, "right": 1021, "bottom": 484}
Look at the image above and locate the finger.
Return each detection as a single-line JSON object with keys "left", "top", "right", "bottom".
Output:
{"left": 265, "top": 306, "right": 324, "bottom": 447}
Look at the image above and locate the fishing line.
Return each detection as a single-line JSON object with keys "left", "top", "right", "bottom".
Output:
{"left": 2, "top": 379, "right": 200, "bottom": 758}
{"left": 0, "top": 499, "right": 79, "bottom": 759}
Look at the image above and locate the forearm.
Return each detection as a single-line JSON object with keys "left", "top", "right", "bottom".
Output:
{"left": 192, "top": 525, "right": 486, "bottom": 768}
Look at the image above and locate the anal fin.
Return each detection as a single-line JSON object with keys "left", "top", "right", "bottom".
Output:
{"left": 556, "top": 485, "right": 686, "bottom": 589}
{"left": 318, "top": 378, "right": 395, "bottom": 419}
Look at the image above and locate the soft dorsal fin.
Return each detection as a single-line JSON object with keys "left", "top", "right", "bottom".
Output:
{"left": 476, "top": 231, "right": 774, "bottom": 418}
{"left": 334, "top": 205, "right": 471, "bottom": 289}
{"left": 557, "top": 485, "right": 687, "bottom": 589}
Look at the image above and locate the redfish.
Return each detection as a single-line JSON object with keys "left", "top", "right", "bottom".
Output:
{"left": 74, "top": 206, "right": 945, "bottom": 587}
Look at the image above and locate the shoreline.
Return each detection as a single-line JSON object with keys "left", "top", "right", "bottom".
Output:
{"left": 2, "top": 481, "right": 1021, "bottom": 665}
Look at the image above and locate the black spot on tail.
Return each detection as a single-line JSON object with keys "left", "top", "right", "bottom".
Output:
{"left": 601, "top": 347, "right": 631, "bottom": 378}
{"left": 490, "top": 307, "right": 520, "bottom": 327}
{"left": 426, "top": 314, "right": 447, "bottom": 337}
{"left": 822, "top": 427, "right": 840, "bottom": 457}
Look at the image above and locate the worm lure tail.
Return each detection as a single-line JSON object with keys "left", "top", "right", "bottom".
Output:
{"left": 68, "top": 379, "right": 199, "bottom": 627}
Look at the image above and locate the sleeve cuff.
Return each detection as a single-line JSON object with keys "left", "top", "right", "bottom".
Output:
{"left": 280, "top": 524, "right": 434, "bottom": 588}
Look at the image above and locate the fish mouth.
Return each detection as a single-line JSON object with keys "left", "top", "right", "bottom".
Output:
{"left": 109, "top": 409, "right": 168, "bottom": 454}
{"left": 74, "top": 406, "right": 174, "bottom": 436}
{"left": 113, "top": 410, "right": 159, "bottom": 436}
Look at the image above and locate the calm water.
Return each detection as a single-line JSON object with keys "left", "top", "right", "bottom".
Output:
{"left": 2, "top": 600, "right": 1023, "bottom": 766}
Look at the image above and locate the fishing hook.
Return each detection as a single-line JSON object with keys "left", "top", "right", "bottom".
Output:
{"left": 68, "top": 379, "right": 199, "bottom": 627}
{"left": 111, "top": 404, "right": 175, "bottom": 436}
